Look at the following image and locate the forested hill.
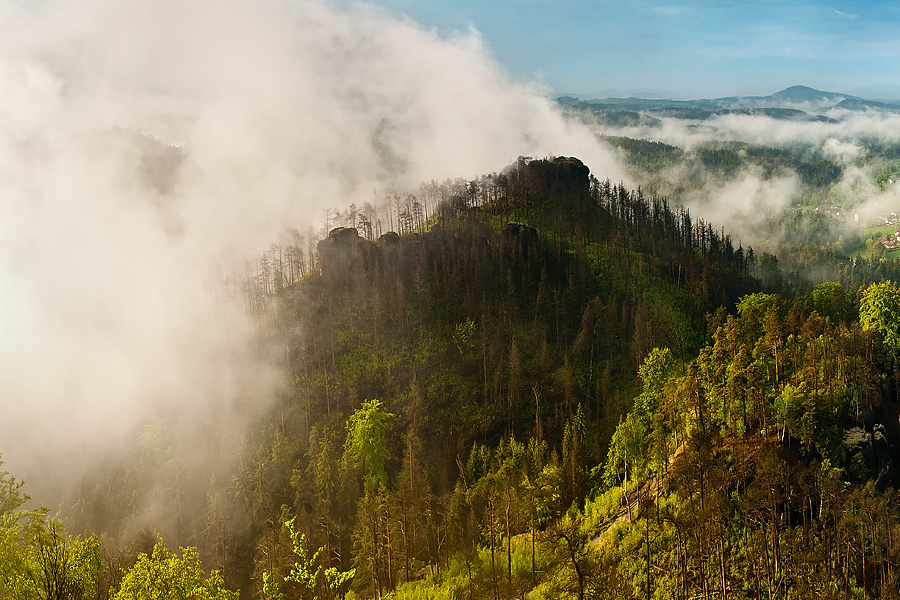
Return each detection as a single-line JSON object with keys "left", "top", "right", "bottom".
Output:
{"left": 215, "top": 155, "right": 764, "bottom": 597}
{"left": 276, "top": 155, "right": 756, "bottom": 471}
{"left": 231, "top": 156, "right": 900, "bottom": 600}
{"left": 6, "top": 156, "right": 900, "bottom": 599}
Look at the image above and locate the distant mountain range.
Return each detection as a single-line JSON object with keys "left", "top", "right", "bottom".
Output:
{"left": 557, "top": 85, "right": 900, "bottom": 126}
{"left": 711, "top": 85, "right": 900, "bottom": 111}
{"left": 563, "top": 85, "right": 900, "bottom": 106}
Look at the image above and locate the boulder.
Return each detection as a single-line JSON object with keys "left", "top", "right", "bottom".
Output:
{"left": 379, "top": 231, "right": 400, "bottom": 246}
{"left": 318, "top": 227, "right": 362, "bottom": 284}
{"left": 843, "top": 427, "right": 875, "bottom": 483}
{"left": 328, "top": 226, "right": 360, "bottom": 243}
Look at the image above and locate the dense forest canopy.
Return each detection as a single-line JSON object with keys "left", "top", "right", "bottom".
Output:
{"left": 5, "top": 153, "right": 900, "bottom": 599}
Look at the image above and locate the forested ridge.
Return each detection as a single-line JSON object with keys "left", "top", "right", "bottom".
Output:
{"left": 3, "top": 156, "right": 900, "bottom": 599}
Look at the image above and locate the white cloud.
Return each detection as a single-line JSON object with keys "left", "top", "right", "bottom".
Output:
{"left": 822, "top": 137, "right": 863, "bottom": 164}
{"left": 0, "top": 0, "right": 622, "bottom": 499}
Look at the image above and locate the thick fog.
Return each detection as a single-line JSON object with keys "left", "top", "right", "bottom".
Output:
{"left": 0, "top": 0, "right": 624, "bottom": 504}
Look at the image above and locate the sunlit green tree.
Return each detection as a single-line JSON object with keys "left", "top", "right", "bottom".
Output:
{"left": 0, "top": 458, "right": 101, "bottom": 600}
{"left": 860, "top": 280, "right": 900, "bottom": 357}
{"left": 262, "top": 517, "right": 355, "bottom": 600}
{"left": 113, "top": 538, "right": 236, "bottom": 600}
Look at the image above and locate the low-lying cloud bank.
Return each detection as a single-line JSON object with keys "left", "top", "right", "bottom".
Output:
{"left": 589, "top": 100, "right": 900, "bottom": 248}
{"left": 0, "top": 0, "right": 623, "bottom": 501}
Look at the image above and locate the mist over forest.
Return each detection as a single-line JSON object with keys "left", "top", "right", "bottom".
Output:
{"left": 4, "top": 0, "right": 900, "bottom": 598}
{"left": 562, "top": 86, "right": 900, "bottom": 251}
{"left": 0, "top": 0, "right": 619, "bottom": 498}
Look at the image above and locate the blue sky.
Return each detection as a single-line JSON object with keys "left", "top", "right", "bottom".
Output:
{"left": 368, "top": 0, "right": 900, "bottom": 100}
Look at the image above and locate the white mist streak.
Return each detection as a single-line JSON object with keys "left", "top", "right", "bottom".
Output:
{"left": 0, "top": 0, "right": 621, "bottom": 497}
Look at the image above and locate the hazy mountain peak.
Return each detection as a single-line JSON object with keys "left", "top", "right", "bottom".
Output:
{"left": 770, "top": 85, "right": 856, "bottom": 104}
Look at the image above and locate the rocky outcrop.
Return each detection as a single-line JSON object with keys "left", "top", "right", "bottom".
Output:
{"left": 843, "top": 427, "right": 875, "bottom": 483}
{"left": 843, "top": 425, "right": 894, "bottom": 488}
{"left": 318, "top": 227, "right": 363, "bottom": 285}
{"left": 378, "top": 231, "right": 400, "bottom": 246}
{"left": 500, "top": 156, "right": 597, "bottom": 227}
{"left": 503, "top": 156, "right": 591, "bottom": 200}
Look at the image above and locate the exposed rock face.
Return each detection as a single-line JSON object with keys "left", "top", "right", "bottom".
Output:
{"left": 843, "top": 427, "right": 875, "bottom": 483}
{"left": 328, "top": 226, "right": 360, "bottom": 243}
{"left": 316, "top": 227, "right": 406, "bottom": 285}
{"left": 378, "top": 231, "right": 400, "bottom": 245}
{"left": 500, "top": 156, "right": 596, "bottom": 227}
{"left": 318, "top": 227, "right": 362, "bottom": 284}
{"left": 503, "top": 156, "right": 591, "bottom": 201}
{"left": 843, "top": 425, "right": 894, "bottom": 488}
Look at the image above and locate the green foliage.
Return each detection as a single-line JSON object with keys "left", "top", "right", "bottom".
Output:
{"left": 114, "top": 538, "right": 236, "bottom": 600}
{"left": 450, "top": 318, "right": 477, "bottom": 357}
{"left": 387, "top": 576, "right": 462, "bottom": 600}
{"left": 604, "top": 413, "right": 645, "bottom": 488}
{"left": 344, "top": 399, "right": 393, "bottom": 493}
{"left": 538, "top": 506, "right": 598, "bottom": 600}
{"left": 582, "top": 487, "right": 623, "bottom": 530}
{"left": 601, "top": 135, "right": 683, "bottom": 172}
{"left": 262, "top": 517, "right": 355, "bottom": 600}
{"left": 0, "top": 463, "right": 102, "bottom": 600}
{"left": 635, "top": 347, "right": 675, "bottom": 420}
{"left": 736, "top": 292, "right": 779, "bottom": 338}
{"left": 521, "top": 439, "right": 562, "bottom": 531}
{"left": 859, "top": 280, "right": 900, "bottom": 357}
{"left": 0, "top": 458, "right": 27, "bottom": 519}
{"left": 774, "top": 382, "right": 813, "bottom": 441}
{"left": 811, "top": 281, "right": 847, "bottom": 320}
{"left": 698, "top": 147, "right": 741, "bottom": 174}
{"left": 0, "top": 515, "right": 101, "bottom": 600}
